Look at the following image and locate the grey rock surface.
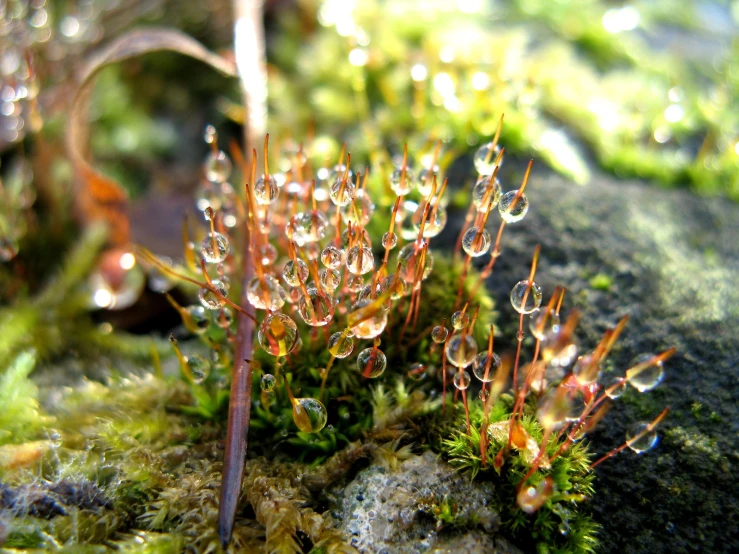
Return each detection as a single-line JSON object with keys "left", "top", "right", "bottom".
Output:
{"left": 328, "top": 451, "right": 519, "bottom": 554}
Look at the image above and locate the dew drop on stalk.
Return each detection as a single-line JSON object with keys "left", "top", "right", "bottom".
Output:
{"left": 283, "top": 259, "right": 308, "bottom": 287}
{"left": 289, "top": 211, "right": 329, "bottom": 245}
{"left": 185, "top": 305, "right": 211, "bottom": 334}
{"left": 529, "top": 308, "right": 560, "bottom": 341}
{"left": 391, "top": 166, "right": 415, "bottom": 196}
{"left": 292, "top": 397, "right": 328, "bottom": 433}
{"left": 329, "top": 178, "right": 355, "bottom": 207}
{"left": 445, "top": 333, "right": 478, "bottom": 368}
{"left": 510, "top": 280, "right": 542, "bottom": 314}
{"left": 625, "top": 353, "right": 665, "bottom": 392}
{"left": 187, "top": 354, "right": 211, "bottom": 384}
{"left": 347, "top": 275, "right": 365, "bottom": 293}
{"left": 416, "top": 167, "right": 438, "bottom": 196}
{"left": 498, "top": 190, "right": 529, "bottom": 223}
{"left": 431, "top": 325, "right": 449, "bottom": 344}
{"left": 407, "top": 362, "right": 428, "bottom": 381}
{"left": 297, "top": 287, "right": 335, "bottom": 326}
{"left": 259, "top": 244, "right": 278, "bottom": 266}
{"left": 258, "top": 312, "right": 299, "bottom": 356}
{"left": 254, "top": 175, "right": 279, "bottom": 205}
{"left": 350, "top": 298, "right": 388, "bottom": 339}
{"left": 200, "top": 232, "right": 230, "bottom": 264}
{"left": 474, "top": 142, "right": 503, "bottom": 175}
{"left": 572, "top": 354, "right": 600, "bottom": 386}
{"left": 343, "top": 189, "right": 375, "bottom": 226}
{"left": 328, "top": 331, "right": 354, "bottom": 358}
{"left": 461, "top": 226, "right": 491, "bottom": 257}
{"left": 346, "top": 245, "right": 374, "bottom": 275}
{"left": 380, "top": 274, "right": 405, "bottom": 299}
{"left": 319, "top": 268, "right": 342, "bottom": 292}
{"left": 261, "top": 374, "right": 276, "bottom": 392}
{"left": 329, "top": 164, "right": 353, "bottom": 184}
{"left": 246, "top": 275, "right": 285, "bottom": 311}
{"left": 89, "top": 249, "right": 146, "bottom": 310}
{"left": 473, "top": 351, "right": 501, "bottom": 382}
{"left": 605, "top": 377, "right": 626, "bottom": 399}
{"left": 472, "top": 176, "right": 502, "bottom": 210}
{"left": 204, "top": 150, "right": 232, "bottom": 184}
{"left": 321, "top": 245, "right": 345, "bottom": 269}
{"left": 451, "top": 310, "right": 470, "bottom": 330}
{"left": 453, "top": 370, "right": 471, "bottom": 390}
{"left": 397, "top": 243, "right": 434, "bottom": 285}
{"left": 382, "top": 231, "right": 397, "bottom": 249}
{"left": 357, "top": 347, "right": 387, "bottom": 378}
{"left": 214, "top": 307, "right": 234, "bottom": 329}
{"left": 626, "top": 422, "right": 659, "bottom": 453}
{"left": 411, "top": 200, "right": 447, "bottom": 237}
{"left": 199, "top": 280, "right": 228, "bottom": 310}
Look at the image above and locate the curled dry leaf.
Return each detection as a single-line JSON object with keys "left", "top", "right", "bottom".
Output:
{"left": 66, "top": 28, "right": 238, "bottom": 246}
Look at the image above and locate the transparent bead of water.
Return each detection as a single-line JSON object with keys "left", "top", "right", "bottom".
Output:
{"left": 259, "top": 243, "right": 278, "bottom": 266}
{"left": 416, "top": 167, "right": 438, "bottom": 197}
{"left": 328, "top": 332, "right": 354, "bottom": 358}
{"left": 258, "top": 312, "right": 299, "bottom": 356}
{"left": 445, "top": 333, "right": 478, "bottom": 368}
{"left": 329, "top": 164, "right": 353, "bottom": 184}
{"left": 187, "top": 354, "right": 211, "bottom": 384}
{"left": 246, "top": 275, "right": 285, "bottom": 311}
{"left": 214, "top": 307, "right": 234, "bottom": 329}
{"left": 350, "top": 298, "right": 388, "bottom": 339}
{"left": 605, "top": 377, "right": 626, "bottom": 399}
{"left": 329, "top": 177, "right": 355, "bottom": 207}
{"left": 626, "top": 422, "right": 659, "bottom": 453}
{"left": 341, "top": 225, "right": 372, "bottom": 249}
{"left": 292, "top": 397, "right": 328, "bottom": 433}
{"left": 431, "top": 325, "right": 449, "bottom": 344}
{"left": 453, "top": 370, "right": 471, "bottom": 390}
{"left": 297, "top": 287, "right": 335, "bottom": 326}
{"left": 185, "top": 305, "right": 211, "bottom": 334}
{"left": 346, "top": 245, "right": 374, "bottom": 275}
{"left": 572, "top": 354, "right": 600, "bottom": 386}
{"left": 289, "top": 211, "right": 329, "bottom": 246}
{"left": 261, "top": 373, "right": 277, "bottom": 392}
{"left": 283, "top": 259, "right": 308, "bottom": 287}
{"left": 397, "top": 242, "right": 434, "bottom": 285}
{"left": 473, "top": 351, "right": 501, "bottom": 382}
{"left": 626, "top": 353, "right": 664, "bottom": 392}
{"left": 204, "top": 150, "right": 232, "bottom": 183}
{"left": 200, "top": 232, "right": 230, "bottom": 264}
{"left": 472, "top": 176, "right": 502, "bottom": 211}
{"left": 321, "top": 245, "right": 345, "bottom": 269}
{"left": 319, "top": 268, "right": 341, "bottom": 292}
{"left": 537, "top": 391, "right": 571, "bottom": 431}
{"left": 382, "top": 231, "right": 397, "bottom": 250}
{"left": 347, "top": 275, "right": 365, "bottom": 293}
{"left": 411, "top": 201, "right": 447, "bottom": 238}
{"left": 255, "top": 175, "right": 279, "bottom": 205}
{"left": 343, "top": 189, "right": 375, "bottom": 226}
{"left": 199, "top": 280, "right": 228, "bottom": 310}
{"left": 357, "top": 347, "right": 387, "bottom": 378}
{"left": 510, "top": 280, "right": 542, "bottom": 314}
{"left": 88, "top": 249, "right": 146, "bottom": 311}
{"left": 461, "top": 227, "right": 491, "bottom": 257}
{"left": 451, "top": 310, "right": 470, "bottom": 330}
{"left": 407, "top": 362, "right": 428, "bottom": 381}
{"left": 391, "top": 166, "right": 415, "bottom": 196}
{"left": 498, "top": 190, "right": 529, "bottom": 223}
{"left": 529, "top": 308, "right": 560, "bottom": 341}
{"left": 474, "top": 142, "right": 503, "bottom": 175}
{"left": 380, "top": 275, "right": 405, "bottom": 300}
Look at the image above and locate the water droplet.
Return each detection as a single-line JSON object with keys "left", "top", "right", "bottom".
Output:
{"left": 445, "top": 333, "right": 478, "bottom": 368}
{"left": 289, "top": 211, "right": 329, "bottom": 245}
{"left": 292, "top": 397, "right": 328, "bottom": 433}
{"left": 416, "top": 167, "right": 437, "bottom": 196}
{"left": 453, "top": 370, "right": 471, "bottom": 390}
{"left": 184, "top": 305, "right": 210, "bottom": 334}
{"left": 537, "top": 390, "right": 571, "bottom": 431}
{"left": 347, "top": 274, "right": 365, "bottom": 293}
{"left": 407, "top": 362, "right": 428, "bottom": 381}
{"left": 214, "top": 307, "right": 234, "bottom": 329}
{"left": 357, "top": 347, "right": 387, "bottom": 378}
{"left": 200, "top": 232, "right": 230, "bottom": 264}
{"left": 328, "top": 331, "right": 354, "bottom": 358}
{"left": 246, "top": 275, "right": 286, "bottom": 311}
{"left": 451, "top": 310, "right": 470, "bottom": 330}
{"left": 431, "top": 325, "right": 449, "bottom": 344}
{"left": 346, "top": 245, "right": 374, "bottom": 275}
{"left": 343, "top": 189, "right": 375, "bottom": 226}
{"left": 381, "top": 231, "right": 397, "bottom": 249}
{"left": 473, "top": 351, "right": 501, "bottom": 382}
{"left": 411, "top": 200, "right": 447, "bottom": 238}
{"left": 605, "top": 377, "right": 626, "bottom": 399}
{"left": 329, "top": 177, "right": 355, "bottom": 207}
{"left": 254, "top": 175, "right": 279, "bottom": 205}
{"left": 350, "top": 298, "right": 388, "bottom": 339}
{"left": 259, "top": 244, "right": 278, "bottom": 266}
{"left": 321, "top": 245, "right": 345, "bottom": 269}
{"left": 510, "top": 280, "right": 542, "bottom": 314}
{"left": 187, "top": 354, "right": 211, "bottom": 384}
{"left": 626, "top": 353, "right": 664, "bottom": 392}
{"left": 199, "top": 280, "right": 228, "bottom": 310}
{"left": 397, "top": 242, "right": 434, "bottom": 286}
{"left": 283, "top": 259, "right": 309, "bottom": 287}
{"left": 516, "top": 478, "right": 553, "bottom": 514}
{"left": 498, "top": 190, "right": 529, "bottom": 223}
{"left": 258, "top": 313, "right": 299, "bottom": 356}
{"left": 391, "top": 166, "right": 415, "bottom": 195}
{"left": 461, "top": 226, "right": 491, "bottom": 257}
{"left": 204, "top": 150, "right": 232, "bottom": 183}
{"left": 261, "top": 374, "right": 277, "bottom": 392}
{"left": 529, "top": 309, "right": 560, "bottom": 341}
{"left": 472, "top": 176, "right": 502, "bottom": 211}
{"left": 572, "top": 354, "right": 600, "bottom": 386}
{"left": 474, "top": 142, "right": 503, "bottom": 175}
{"left": 319, "top": 268, "right": 342, "bottom": 292}
{"left": 89, "top": 249, "right": 145, "bottom": 310}
{"left": 626, "top": 422, "right": 659, "bottom": 453}
{"left": 297, "top": 287, "right": 335, "bottom": 326}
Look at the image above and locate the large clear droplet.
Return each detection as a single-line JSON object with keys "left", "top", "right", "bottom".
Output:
{"left": 453, "top": 370, "right": 471, "bottom": 390}
{"left": 88, "top": 250, "right": 146, "bottom": 311}
{"left": 201, "top": 232, "right": 230, "bottom": 264}
{"left": 184, "top": 305, "right": 211, "bottom": 334}
{"left": 510, "top": 280, "right": 542, "bottom": 314}
{"left": 261, "top": 373, "right": 277, "bottom": 392}
{"left": 329, "top": 178, "right": 355, "bottom": 207}
{"left": 451, "top": 310, "right": 470, "bottom": 330}
{"left": 411, "top": 200, "right": 447, "bottom": 238}
{"left": 289, "top": 211, "right": 329, "bottom": 245}
{"left": 498, "top": 190, "right": 529, "bottom": 223}
{"left": 297, "top": 287, "right": 335, "bottom": 326}
{"left": 472, "top": 176, "right": 502, "bottom": 211}
{"left": 391, "top": 166, "right": 415, "bottom": 196}
{"left": 626, "top": 353, "right": 664, "bottom": 392}
{"left": 416, "top": 167, "right": 438, "bottom": 197}
{"left": 626, "top": 422, "right": 659, "bottom": 453}
{"left": 346, "top": 245, "right": 374, "bottom": 275}
{"left": 246, "top": 275, "right": 285, "bottom": 311}
{"left": 328, "top": 332, "right": 354, "bottom": 358}
{"left": 186, "top": 354, "right": 211, "bottom": 384}
{"left": 258, "top": 312, "right": 299, "bottom": 356}
{"left": 292, "top": 397, "right": 328, "bottom": 433}
{"left": 461, "top": 227, "right": 491, "bottom": 257}
{"left": 431, "top": 325, "right": 449, "bottom": 344}
{"left": 204, "top": 150, "right": 232, "bottom": 184}
{"left": 445, "top": 333, "right": 478, "bottom": 368}
{"left": 282, "top": 259, "right": 309, "bottom": 287}
{"left": 529, "top": 309, "right": 560, "bottom": 341}
{"left": 319, "top": 268, "right": 341, "bottom": 292}
{"left": 474, "top": 142, "right": 503, "bottom": 175}
{"left": 357, "top": 347, "right": 387, "bottom": 378}
{"left": 381, "top": 232, "right": 397, "bottom": 250}
{"left": 199, "top": 280, "right": 229, "bottom": 310}
{"left": 350, "top": 298, "right": 389, "bottom": 339}
{"left": 254, "top": 175, "right": 279, "bottom": 205}
{"left": 321, "top": 245, "right": 345, "bottom": 269}
{"left": 397, "top": 242, "right": 434, "bottom": 286}
{"left": 473, "top": 351, "right": 501, "bottom": 382}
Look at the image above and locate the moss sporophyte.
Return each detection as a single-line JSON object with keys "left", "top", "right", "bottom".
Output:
{"left": 125, "top": 118, "right": 675, "bottom": 552}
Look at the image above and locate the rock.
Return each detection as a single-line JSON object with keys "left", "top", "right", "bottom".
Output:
{"left": 329, "top": 451, "right": 520, "bottom": 554}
